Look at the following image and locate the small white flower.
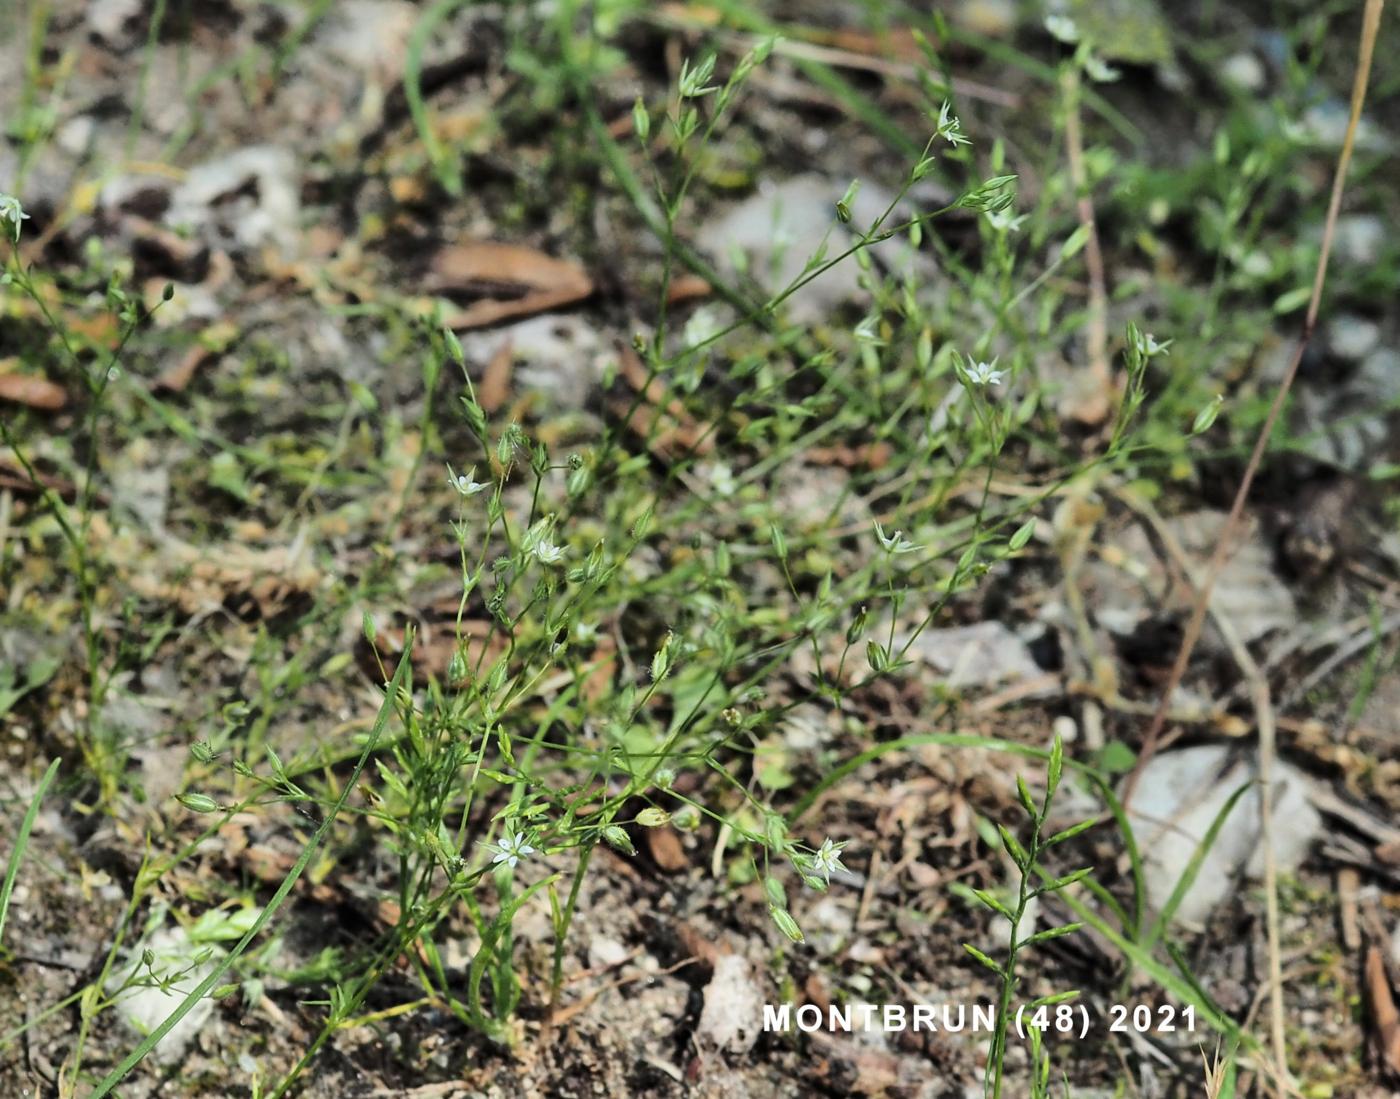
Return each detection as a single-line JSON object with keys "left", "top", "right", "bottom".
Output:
{"left": 1134, "top": 332, "right": 1171, "bottom": 358}
{"left": 485, "top": 829, "right": 536, "bottom": 869}
{"left": 853, "top": 314, "right": 886, "bottom": 346}
{"left": 708, "top": 463, "right": 737, "bottom": 497}
{"left": 965, "top": 358, "right": 1005, "bottom": 386}
{"left": 677, "top": 54, "right": 718, "bottom": 99}
{"left": 0, "top": 194, "right": 28, "bottom": 224}
{"left": 520, "top": 517, "right": 560, "bottom": 563}
{"left": 874, "top": 520, "right": 920, "bottom": 555}
{"left": 1044, "top": 14, "right": 1080, "bottom": 44}
{"left": 808, "top": 838, "right": 848, "bottom": 882}
{"left": 447, "top": 463, "right": 488, "bottom": 497}
{"left": 1083, "top": 52, "right": 1122, "bottom": 83}
{"left": 984, "top": 209, "right": 1028, "bottom": 234}
{"left": 933, "top": 101, "right": 971, "bottom": 147}
{"left": 532, "top": 537, "right": 565, "bottom": 565}
{"left": 0, "top": 194, "right": 29, "bottom": 242}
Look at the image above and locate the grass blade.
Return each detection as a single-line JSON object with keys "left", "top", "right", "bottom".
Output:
{"left": 0, "top": 756, "right": 61, "bottom": 945}
{"left": 1142, "top": 781, "right": 1253, "bottom": 951}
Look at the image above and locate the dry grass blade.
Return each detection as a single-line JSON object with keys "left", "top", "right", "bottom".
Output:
{"left": 1200, "top": 1041, "right": 1229, "bottom": 1098}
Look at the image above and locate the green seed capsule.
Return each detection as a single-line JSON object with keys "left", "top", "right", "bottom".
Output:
{"left": 602, "top": 825, "right": 636, "bottom": 856}
{"left": 769, "top": 905, "right": 804, "bottom": 943}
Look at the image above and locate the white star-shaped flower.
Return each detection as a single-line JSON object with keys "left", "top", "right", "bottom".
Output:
{"left": 572, "top": 620, "right": 599, "bottom": 644}
{"left": 984, "top": 209, "right": 1028, "bottom": 234}
{"left": 486, "top": 830, "right": 536, "bottom": 869}
{"left": 0, "top": 194, "right": 28, "bottom": 224}
{"left": 853, "top": 315, "right": 886, "bottom": 346}
{"left": 532, "top": 537, "right": 565, "bottom": 565}
{"left": 1135, "top": 332, "right": 1171, "bottom": 358}
{"left": 708, "top": 463, "right": 737, "bottom": 497}
{"left": 446, "top": 464, "right": 488, "bottom": 497}
{"left": 965, "top": 358, "right": 1005, "bottom": 386}
{"left": 808, "top": 838, "right": 848, "bottom": 883}
{"left": 933, "top": 101, "right": 971, "bottom": 147}
{"left": 0, "top": 194, "right": 29, "bottom": 242}
{"left": 874, "top": 520, "right": 920, "bottom": 555}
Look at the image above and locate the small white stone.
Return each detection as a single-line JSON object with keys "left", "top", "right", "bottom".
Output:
{"left": 696, "top": 954, "right": 764, "bottom": 1054}
{"left": 1125, "top": 745, "right": 1320, "bottom": 929}
{"left": 86, "top": 0, "right": 141, "bottom": 43}
{"left": 1357, "top": 349, "right": 1400, "bottom": 400}
{"left": 1332, "top": 214, "right": 1384, "bottom": 266}
{"left": 166, "top": 146, "right": 301, "bottom": 256}
{"left": 1328, "top": 315, "right": 1380, "bottom": 362}
{"left": 587, "top": 934, "right": 629, "bottom": 970}
{"left": 56, "top": 116, "right": 96, "bottom": 156}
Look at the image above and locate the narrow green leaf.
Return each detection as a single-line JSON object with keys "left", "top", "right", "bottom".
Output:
{"left": 963, "top": 943, "right": 1004, "bottom": 975}
{"left": 971, "top": 887, "right": 1016, "bottom": 921}
{"left": 1143, "top": 781, "right": 1253, "bottom": 951}
{"left": 1192, "top": 394, "right": 1224, "bottom": 434}
{"left": 0, "top": 756, "right": 60, "bottom": 945}
{"left": 1272, "top": 284, "right": 1311, "bottom": 314}
{"left": 997, "top": 823, "right": 1029, "bottom": 868}
{"left": 769, "top": 524, "right": 787, "bottom": 560}
{"left": 1046, "top": 818, "right": 1097, "bottom": 846}
{"left": 1008, "top": 519, "right": 1036, "bottom": 551}
{"left": 1019, "top": 922, "right": 1083, "bottom": 949}
{"left": 1030, "top": 989, "right": 1080, "bottom": 1009}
